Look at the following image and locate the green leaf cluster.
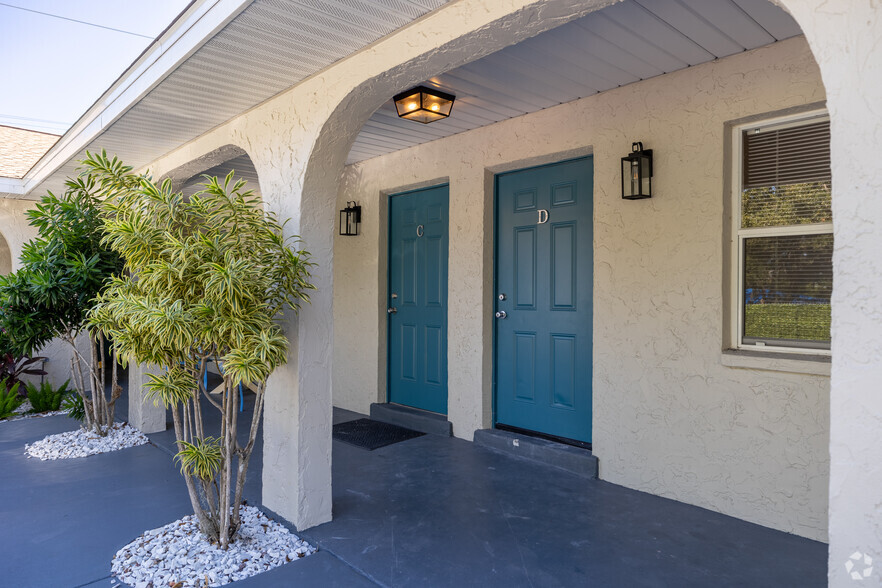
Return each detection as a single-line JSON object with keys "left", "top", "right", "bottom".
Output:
{"left": 175, "top": 437, "right": 223, "bottom": 482}
{"left": 62, "top": 392, "right": 85, "bottom": 422}
{"left": 85, "top": 150, "right": 314, "bottom": 394}
{"left": 0, "top": 176, "right": 123, "bottom": 356}
{"left": 0, "top": 380, "right": 24, "bottom": 420}
{"left": 25, "top": 379, "right": 72, "bottom": 413}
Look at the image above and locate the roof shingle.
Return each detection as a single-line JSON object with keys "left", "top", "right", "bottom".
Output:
{"left": 0, "top": 125, "right": 60, "bottom": 179}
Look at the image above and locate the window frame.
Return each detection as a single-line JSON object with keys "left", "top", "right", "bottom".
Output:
{"left": 730, "top": 109, "right": 832, "bottom": 355}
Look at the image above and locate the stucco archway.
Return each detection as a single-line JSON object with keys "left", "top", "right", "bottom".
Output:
{"left": 127, "top": 145, "right": 266, "bottom": 435}
{"left": 134, "top": 3, "right": 880, "bottom": 570}
{"left": 299, "top": 0, "right": 840, "bottom": 533}
{"left": 303, "top": 2, "right": 882, "bottom": 582}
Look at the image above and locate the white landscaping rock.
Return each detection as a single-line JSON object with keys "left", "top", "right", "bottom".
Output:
{"left": 112, "top": 505, "right": 316, "bottom": 588}
{"left": 1, "top": 400, "right": 68, "bottom": 423}
{"left": 25, "top": 422, "right": 148, "bottom": 460}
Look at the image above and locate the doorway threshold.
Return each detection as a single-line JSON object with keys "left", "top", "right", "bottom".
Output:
{"left": 474, "top": 428, "right": 598, "bottom": 478}
{"left": 369, "top": 403, "right": 452, "bottom": 437}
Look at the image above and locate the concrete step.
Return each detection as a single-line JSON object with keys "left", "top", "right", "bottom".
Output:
{"left": 369, "top": 403, "right": 452, "bottom": 437}
{"left": 473, "top": 428, "right": 598, "bottom": 478}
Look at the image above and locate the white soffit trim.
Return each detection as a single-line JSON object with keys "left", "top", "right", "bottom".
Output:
{"left": 347, "top": 0, "right": 804, "bottom": 164}
{"left": 21, "top": 0, "right": 254, "bottom": 196}
{"left": 0, "top": 178, "right": 25, "bottom": 196}
{"left": 17, "top": 0, "right": 449, "bottom": 200}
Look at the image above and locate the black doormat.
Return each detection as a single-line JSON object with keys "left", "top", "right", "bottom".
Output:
{"left": 332, "top": 418, "right": 425, "bottom": 450}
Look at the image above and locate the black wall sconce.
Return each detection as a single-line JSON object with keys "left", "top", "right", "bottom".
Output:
{"left": 339, "top": 201, "right": 361, "bottom": 236}
{"left": 621, "top": 142, "right": 653, "bottom": 200}
{"left": 393, "top": 86, "right": 455, "bottom": 124}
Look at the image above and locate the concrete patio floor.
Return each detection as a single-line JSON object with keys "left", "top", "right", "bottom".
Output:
{"left": 1, "top": 388, "right": 827, "bottom": 587}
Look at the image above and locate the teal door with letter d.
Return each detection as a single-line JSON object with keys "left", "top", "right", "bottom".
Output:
{"left": 495, "top": 158, "right": 593, "bottom": 443}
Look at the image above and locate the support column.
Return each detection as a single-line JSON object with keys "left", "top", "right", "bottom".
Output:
{"left": 788, "top": 1, "right": 882, "bottom": 585}
{"left": 127, "top": 362, "right": 166, "bottom": 433}
{"left": 256, "top": 144, "right": 334, "bottom": 532}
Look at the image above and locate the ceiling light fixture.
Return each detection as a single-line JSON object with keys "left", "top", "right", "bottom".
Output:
{"left": 393, "top": 86, "right": 455, "bottom": 124}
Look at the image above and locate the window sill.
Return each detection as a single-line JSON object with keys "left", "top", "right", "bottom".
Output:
{"left": 721, "top": 349, "right": 830, "bottom": 376}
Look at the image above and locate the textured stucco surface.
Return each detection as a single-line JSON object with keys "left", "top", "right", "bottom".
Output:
{"left": 768, "top": 1, "right": 882, "bottom": 584}
{"left": 332, "top": 36, "right": 829, "bottom": 541}
{"left": 0, "top": 197, "right": 37, "bottom": 273}
{"left": 139, "top": 0, "right": 615, "bottom": 532}
{"left": 7, "top": 0, "right": 882, "bottom": 576}
{"left": 128, "top": 363, "right": 167, "bottom": 434}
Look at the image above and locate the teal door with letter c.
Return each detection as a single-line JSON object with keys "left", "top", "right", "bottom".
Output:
{"left": 495, "top": 158, "right": 593, "bottom": 443}
{"left": 387, "top": 185, "right": 449, "bottom": 414}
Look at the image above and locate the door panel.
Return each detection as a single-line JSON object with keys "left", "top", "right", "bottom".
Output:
{"left": 388, "top": 185, "right": 449, "bottom": 414}
{"left": 495, "top": 158, "right": 593, "bottom": 443}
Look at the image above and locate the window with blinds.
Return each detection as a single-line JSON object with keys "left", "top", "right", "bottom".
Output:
{"left": 736, "top": 115, "right": 832, "bottom": 351}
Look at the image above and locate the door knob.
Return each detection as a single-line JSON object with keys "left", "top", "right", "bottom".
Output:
{"left": 495, "top": 310, "right": 507, "bottom": 319}
{"left": 388, "top": 307, "right": 397, "bottom": 314}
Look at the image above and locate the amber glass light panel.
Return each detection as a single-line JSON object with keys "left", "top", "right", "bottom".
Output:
{"left": 393, "top": 86, "right": 455, "bottom": 124}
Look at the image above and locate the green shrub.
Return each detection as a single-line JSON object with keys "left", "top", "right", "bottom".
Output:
{"left": 62, "top": 392, "right": 85, "bottom": 422}
{"left": 25, "top": 379, "right": 71, "bottom": 413}
{"left": 0, "top": 379, "right": 24, "bottom": 420}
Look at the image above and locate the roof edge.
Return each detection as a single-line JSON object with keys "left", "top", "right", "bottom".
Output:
{"left": 21, "top": 0, "right": 254, "bottom": 195}
{"left": 0, "top": 177, "right": 27, "bottom": 197}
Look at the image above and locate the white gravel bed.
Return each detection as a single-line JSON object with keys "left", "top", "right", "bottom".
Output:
{"left": 25, "top": 422, "right": 148, "bottom": 460}
{"left": 112, "top": 505, "right": 316, "bottom": 588}
{"left": 2, "top": 400, "right": 68, "bottom": 423}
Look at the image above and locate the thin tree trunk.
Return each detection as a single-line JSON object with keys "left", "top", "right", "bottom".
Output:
{"left": 232, "top": 383, "right": 265, "bottom": 533}
{"left": 219, "top": 378, "right": 233, "bottom": 549}
{"left": 106, "top": 350, "right": 120, "bottom": 425}
{"left": 89, "top": 338, "right": 97, "bottom": 425}
{"left": 70, "top": 351, "right": 93, "bottom": 431}
{"left": 172, "top": 403, "right": 218, "bottom": 543}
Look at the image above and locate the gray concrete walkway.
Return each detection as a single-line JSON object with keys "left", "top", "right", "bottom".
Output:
{"left": 0, "top": 390, "right": 826, "bottom": 587}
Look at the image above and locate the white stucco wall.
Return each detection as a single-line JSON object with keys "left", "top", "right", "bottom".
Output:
{"left": 333, "top": 36, "right": 829, "bottom": 541}
{"left": 0, "top": 197, "right": 37, "bottom": 273}
{"left": 773, "top": 1, "right": 882, "bottom": 584}
{"left": 138, "top": 0, "right": 624, "bottom": 532}
{"left": 5, "top": 0, "right": 879, "bottom": 578}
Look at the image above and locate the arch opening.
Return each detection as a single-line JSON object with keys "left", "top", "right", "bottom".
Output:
{"left": 306, "top": 0, "right": 833, "bottom": 549}
{"left": 179, "top": 152, "right": 263, "bottom": 202}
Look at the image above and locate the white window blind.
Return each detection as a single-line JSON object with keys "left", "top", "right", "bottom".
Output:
{"left": 736, "top": 115, "right": 832, "bottom": 352}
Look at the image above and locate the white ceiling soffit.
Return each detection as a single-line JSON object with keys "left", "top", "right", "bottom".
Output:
{"left": 346, "top": 0, "right": 802, "bottom": 164}
{"left": 20, "top": 0, "right": 449, "bottom": 199}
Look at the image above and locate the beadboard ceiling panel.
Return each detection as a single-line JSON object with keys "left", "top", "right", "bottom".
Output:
{"left": 346, "top": 0, "right": 802, "bottom": 164}
{"left": 28, "top": 0, "right": 449, "bottom": 197}
{"left": 24, "top": 0, "right": 802, "bottom": 196}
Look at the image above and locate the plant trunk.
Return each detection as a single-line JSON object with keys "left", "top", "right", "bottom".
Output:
{"left": 64, "top": 332, "right": 116, "bottom": 435}
{"left": 106, "top": 349, "right": 120, "bottom": 425}
{"left": 231, "top": 383, "right": 266, "bottom": 533}
{"left": 172, "top": 402, "right": 219, "bottom": 543}
{"left": 218, "top": 378, "right": 234, "bottom": 549}
{"left": 167, "top": 358, "right": 269, "bottom": 549}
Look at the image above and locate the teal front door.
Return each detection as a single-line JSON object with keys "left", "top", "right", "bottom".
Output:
{"left": 495, "top": 158, "right": 593, "bottom": 443}
{"left": 388, "top": 185, "right": 449, "bottom": 414}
